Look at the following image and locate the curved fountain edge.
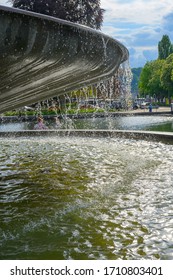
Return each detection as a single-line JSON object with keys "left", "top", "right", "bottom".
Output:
{"left": 0, "top": 129, "right": 173, "bottom": 144}
{"left": 0, "top": 5, "right": 129, "bottom": 113}
{"left": 0, "top": 5, "right": 128, "bottom": 63}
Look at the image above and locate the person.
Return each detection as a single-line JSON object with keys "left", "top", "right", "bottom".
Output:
{"left": 34, "top": 117, "right": 48, "bottom": 130}
{"left": 149, "top": 103, "right": 153, "bottom": 113}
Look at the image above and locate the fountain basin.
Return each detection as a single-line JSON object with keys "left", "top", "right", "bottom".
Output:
{"left": 0, "top": 5, "right": 128, "bottom": 113}
{"left": 1, "top": 134, "right": 173, "bottom": 260}
{"left": 0, "top": 129, "right": 173, "bottom": 145}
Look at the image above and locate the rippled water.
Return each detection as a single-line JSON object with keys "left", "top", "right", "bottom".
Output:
{"left": 0, "top": 115, "right": 173, "bottom": 131}
{"left": 0, "top": 136, "right": 173, "bottom": 260}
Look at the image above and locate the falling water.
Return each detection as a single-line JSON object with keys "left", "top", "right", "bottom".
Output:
{"left": 34, "top": 58, "right": 133, "bottom": 118}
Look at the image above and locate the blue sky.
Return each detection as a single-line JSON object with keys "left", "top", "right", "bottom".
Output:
{"left": 1, "top": 0, "right": 173, "bottom": 68}
{"left": 101, "top": 0, "right": 173, "bottom": 68}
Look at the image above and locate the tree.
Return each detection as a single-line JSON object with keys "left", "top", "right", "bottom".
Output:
{"left": 12, "top": 0, "right": 104, "bottom": 30}
{"left": 158, "top": 35, "right": 173, "bottom": 60}
{"left": 138, "top": 62, "right": 153, "bottom": 95}
{"left": 147, "top": 60, "right": 166, "bottom": 99}
{"left": 160, "top": 53, "right": 173, "bottom": 98}
{"left": 139, "top": 60, "right": 165, "bottom": 98}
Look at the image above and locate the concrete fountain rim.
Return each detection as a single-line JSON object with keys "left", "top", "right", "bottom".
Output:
{"left": 0, "top": 5, "right": 128, "bottom": 64}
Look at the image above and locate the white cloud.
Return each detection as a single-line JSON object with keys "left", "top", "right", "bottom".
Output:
{"left": 0, "top": 0, "right": 10, "bottom": 6}
{"left": 101, "top": 0, "right": 173, "bottom": 25}
{"left": 100, "top": 0, "right": 173, "bottom": 67}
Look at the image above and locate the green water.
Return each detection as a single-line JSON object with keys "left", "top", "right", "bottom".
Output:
{"left": 0, "top": 136, "right": 173, "bottom": 260}
{"left": 146, "top": 122, "right": 173, "bottom": 132}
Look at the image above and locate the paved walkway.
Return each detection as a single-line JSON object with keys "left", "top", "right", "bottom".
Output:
{"left": 121, "top": 106, "right": 172, "bottom": 115}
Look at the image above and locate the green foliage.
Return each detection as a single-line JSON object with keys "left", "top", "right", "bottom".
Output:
{"left": 147, "top": 60, "right": 165, "bottom": 94}
{"left": 160, "top": 53, "right": 173, "bottom": 94}
{"left": 66, "top": 108, "right": 105, "bottom": 114}
{"left": 158, "top": 35, "right": 173, "bottom": 59}
{"left": 4, "top": 107, "right": 106, "bottom": 116}
{"left": 12, "top": 0, "right": 104, "bottom": 30}
{"left": 138, "top": 34, "right": 173, "bottom": 100}
{"left": 4, "top": 111, "right": 19, "bottom": 116}
{"left": 139, "top": 60, "right": 166, "bottom": 97}
{"left": 138, "top": 62, "right": 153, "bottom": 95}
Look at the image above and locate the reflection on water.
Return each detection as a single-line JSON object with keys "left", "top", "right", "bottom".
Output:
{"left": 0, "top": 115, "right": 173, "bottom": 131}
{"left": 0, "top": 136, "right": 173, "bottom": 260}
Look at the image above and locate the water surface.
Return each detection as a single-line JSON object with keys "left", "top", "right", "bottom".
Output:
{"left": 0, "top": 115, "right": 173, "bottom": 132}
{"left": 0, "top": 136, "right": 173, "bottom": 260}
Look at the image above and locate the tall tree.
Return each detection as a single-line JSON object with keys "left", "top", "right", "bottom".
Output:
{"left": 139, "top": 60, "right": 165, "bottom": 98}
{"left": 12, "top": 0, "right": 104, "bottom": 30}
{"left": 160, "top": 53, "right": 173, "bottom": 97}
{"left": 158, "top": 34, "right": 173, "bottom": 60}
{"left": 138, "top": 62, "right": 152, "bottom": 95}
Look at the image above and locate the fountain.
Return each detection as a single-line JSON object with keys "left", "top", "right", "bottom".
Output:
{"left": 0, "top": 5, "right": 128, "bottom": 113}
{"left": 0, "top": 5, "right": 173, "bottom": 261}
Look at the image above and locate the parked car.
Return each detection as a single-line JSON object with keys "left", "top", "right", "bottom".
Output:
{"left": 140, "top": 102, "right": 148, "bottom": 109}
